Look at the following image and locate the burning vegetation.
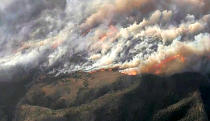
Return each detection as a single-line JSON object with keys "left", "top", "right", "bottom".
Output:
{"left": 0, "top": 0, "right": 210, "bottom": 79}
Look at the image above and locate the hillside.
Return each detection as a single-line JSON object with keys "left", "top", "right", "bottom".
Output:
{"left": 1, "top": 71, "right": 208, "bottom": 121}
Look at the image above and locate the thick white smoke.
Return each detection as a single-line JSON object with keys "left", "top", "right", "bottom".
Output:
{"left": 0, "top": 0, "right": 210, "bottom": 81}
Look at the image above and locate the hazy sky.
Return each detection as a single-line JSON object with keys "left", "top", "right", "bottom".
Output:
{"left": 0, "top": 0, "right": 13, "bottom": 10}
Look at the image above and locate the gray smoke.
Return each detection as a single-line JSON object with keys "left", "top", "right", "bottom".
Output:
{"left": 0, "top": 0, "right": 210, "bottom": 81}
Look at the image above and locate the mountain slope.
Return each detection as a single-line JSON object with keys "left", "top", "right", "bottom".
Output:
{"left": 12, "top": 71, "right": 210, "bottom": 121}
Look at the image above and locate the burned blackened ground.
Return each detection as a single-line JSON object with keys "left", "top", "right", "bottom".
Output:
{"left": 1, "top": 71, "right": 207, "bottom": 121}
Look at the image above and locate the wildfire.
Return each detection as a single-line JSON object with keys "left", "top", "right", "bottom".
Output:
{"left": 98, "top": 25, "right": 118, "bottom": 41}
{"left": 52, "top": 39, "right": 64, "bottom": 49}
{"left": 119, "top": 54, "right": 186, "bottom": 76}
{"left": 13, "top": 43, "right": 30, "bottom": 53}
{"left": 81, "top": 29, "right": 91, "bottom": 36}
{"left": 88, "top": 54, "right": 185, "bottom": 76}
{"left": 88, "top": 68, "right": 115, "bottom": 74}
{"left": 13, "top": 41, "right": 47, "bottom": 54}
{"left": 98, "top": 33, "right": 107, "bottom": 41}
{"left": 143, "top": 54, "right": 185, "bottom": 75}
{"left": 121, "top": 70, "right": 138, "bottom": 76}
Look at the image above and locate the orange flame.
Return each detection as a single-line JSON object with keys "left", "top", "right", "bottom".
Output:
{"left": 121, "top": 70, "right": 138, "bottom": 76}
{"left": 88, "top": 68, "right": 115, "bottom": 74}
{"left": 52, "top": 39, "right": 64, "bottom": 49}
{"left": 98, "top": 33, "right": 107, "bottom": 41}
{"left": 143, "top": 54, "right": 185, "bottom": 75}
{"left": 120, "top": 54, "right": 186, "bottom": 76}
{"left": 98, "top": 25, "right": 118, "bottom": 41}
{"left": 108, "top": 68, "right": 113, "bottom": 71}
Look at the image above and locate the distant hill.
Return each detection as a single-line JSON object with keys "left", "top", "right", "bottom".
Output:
{"left": 1, "top": 71, "right": 210, "bottom": 121}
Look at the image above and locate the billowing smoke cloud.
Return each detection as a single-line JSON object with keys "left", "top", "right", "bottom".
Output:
{"left": 80, "top": 0, "right": 152, "bottom": 33}
{"left": 80, "top": 0, "right": 209, "bottom": 32}
{"left": 0, "top": 0, "right": 210, "bottom": 81}
{"left": 88, "top": 10, "right": 210, "bottom": 75}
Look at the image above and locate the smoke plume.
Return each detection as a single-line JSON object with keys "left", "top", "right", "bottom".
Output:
{"left": 0, "top": 0, "right": 210, "bottom": 81}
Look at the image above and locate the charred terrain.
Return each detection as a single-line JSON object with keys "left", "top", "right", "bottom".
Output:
{"left": 0, "top": 71, "right": 210, "bottom": 121}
